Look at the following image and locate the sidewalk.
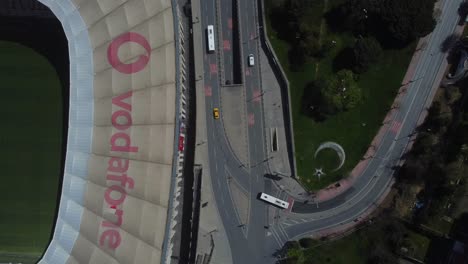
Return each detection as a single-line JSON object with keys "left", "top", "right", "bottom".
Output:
{"left": 260, "top": 49, "right": 292, "bottom": 178}
{"left": 192, "top": 0, "right": 233, "bottom": 263}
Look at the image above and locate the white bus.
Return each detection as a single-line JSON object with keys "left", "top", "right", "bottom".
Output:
{"left": 206, "top": 25, "right": 215, "bottom": 53}
{"left": 258, "top": 192, "right": 290, "bottom": 209}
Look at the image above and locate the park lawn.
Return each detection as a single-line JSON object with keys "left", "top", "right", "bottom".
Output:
{"left": 426, "top": 216, "right": 453, "bottom": 235}
{"left": 265, "top": 0, "right": 416, "bottom": 190}
{"left": 0, "top": 41, "right": 63, "bottom": 258}
{"left": 0, "top": 252, "right": 43, "bottom": 264}
{"left": 404, "top": 230, "right": 431, "bottom": 260}
{"left": 299, "top": 234, "right": 368, "bottom": 264}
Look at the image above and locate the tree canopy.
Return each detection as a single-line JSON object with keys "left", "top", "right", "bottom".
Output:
{"left": 270, "top": 0, "right": 327, "bottom": 69}
{"left": 320, "top": 70, "right": 362, "bottom": 114}
{"left": 352, "top": 37, "right": 383, "bottom": 73}
{"left": 337, "top": 0, "right": 436, "bottom": 46}
{"left": 381, "top": 0, "right": 436, "bottom": 44}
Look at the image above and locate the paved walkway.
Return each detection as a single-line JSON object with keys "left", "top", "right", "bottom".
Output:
{"left": 260, "top": 49, "right": 292, "bottom": 177}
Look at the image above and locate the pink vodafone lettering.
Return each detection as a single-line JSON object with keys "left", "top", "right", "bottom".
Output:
{"left": 99, "top": 32, "right": 151, "bottom": 250}
{"left": 107, "top": 32, "right": 152, "bottom": 74}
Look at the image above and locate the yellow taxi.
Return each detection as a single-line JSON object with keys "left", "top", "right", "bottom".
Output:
{"left": 213, "top": 107, "right": 220, "bottom": 119}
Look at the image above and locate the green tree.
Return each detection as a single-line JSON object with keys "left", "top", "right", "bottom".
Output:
{"left": 337, "top": 0, "right": 378, "bottom": 33}
{"left": 459, "top": 1, "right": 468, "bottom": 20}
{"left": 320, "top": 70, "right": 362, "bottom": 114}
{"left": 352, "top": 37, "right": 383, "bottom": 73}
{"left": 339, "top": 0, "right": 436, "bottom": 46}
{"left": 380, "top": 0, "right": 436, "bottom": 45}
{"left": 283, "top": 0, "right": 317, "bottom": 42}
{"left": 281, "top": 0, "right": 323, "bottom": 67}
{"left": 299, "top": 237, "right": 317, "bottom": 248}
{"left": 412, "top": 132, "right": 437, "bottom": 156}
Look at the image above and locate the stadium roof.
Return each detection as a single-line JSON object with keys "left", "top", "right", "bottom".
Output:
{"left": 37, "top": 0, "right": 178, "bottom": 263}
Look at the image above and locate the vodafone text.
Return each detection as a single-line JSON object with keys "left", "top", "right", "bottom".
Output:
{"left": 99, "top": 32, "right": 151, "bottom": 250}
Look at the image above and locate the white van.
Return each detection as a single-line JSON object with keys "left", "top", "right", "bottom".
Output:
{"left": 248, "top": 54, "right": 255, "bottom": 66}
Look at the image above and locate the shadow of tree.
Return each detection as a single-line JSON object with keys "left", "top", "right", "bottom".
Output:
{"left": 440, "top": 34, "right": 461, "bottom": 53}
{"left": 332, "top": 47, "right": 354, "bottom": 72}
{"left": 301, "top": 81, "right": 327, "bottom": 122}
{"left": 324, "top": 6, "right": 348, "bottom": 33}
{"left": 269, "top": 6, "right": 294, "bottom": 42}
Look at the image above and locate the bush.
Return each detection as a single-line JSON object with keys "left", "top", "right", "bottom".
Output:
{"left": 352, "top": 37, "right": 383, "bottom": 73}
{"left": 299, "top": 237, "right": 317, "bottom": 248}
{"left": 320, "top": 70, "right": 362, "bottom": 114}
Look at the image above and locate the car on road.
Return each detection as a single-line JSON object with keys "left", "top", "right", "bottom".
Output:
{"left": 248, "top": 54, "right": 255, "bottom": 66}
{"left": 213, "top": 107, "right": 220, "bottom": 119}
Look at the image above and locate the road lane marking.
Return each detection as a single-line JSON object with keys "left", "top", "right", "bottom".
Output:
{"left": 223, "top": 40, "right": 231, "bottom": 50}
{"left": 279, "top": 224, "right": 289, "bottom": 238}
{"left": 390, "top": 121, "right": 402, "bottom": 134}
{"left": 248, "top": 113, "right": 255, "bottom": 126}
{"left": 205, "top": 85, "right": 212, "bottom": 96}
{"left": 253, "top": 89, "right": 261, "bottom": 103}
{"left": 271, "top": 228, "right": 283, "bottom": 246}
{"left": 210, "top": 63, "right": 217, "bottom": 74}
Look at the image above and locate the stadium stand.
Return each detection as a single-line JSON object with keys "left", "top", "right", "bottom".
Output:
{"left": 33, "top": 0, "right": 183, "bottom": 263}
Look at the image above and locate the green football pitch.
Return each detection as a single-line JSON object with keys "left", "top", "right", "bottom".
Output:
{"left": 0, "top": 41, "right": 63, "bottom": 261}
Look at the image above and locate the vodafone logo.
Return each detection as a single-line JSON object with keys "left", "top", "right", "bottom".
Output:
{"left": 99, "top": 32, "right": 151, "bottom": 250}
{"left": 107, "top": 32, "right": 152, "bottom": 74}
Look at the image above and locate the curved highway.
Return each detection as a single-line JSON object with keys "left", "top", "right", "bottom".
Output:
{"left": 198, "top": 0, "right": 464, "bottom": 263}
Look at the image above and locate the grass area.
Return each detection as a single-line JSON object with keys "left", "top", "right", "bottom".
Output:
{"left": 287, "top": 220, "right": 433, "bottom": 263}
{"left": 426, "top": 217, "right": 453, "bottom": 235}
{"left": 288, "top": 231, "right": 371, "bottom": 264}
{"left": 0, "top": 252, "right": 43, "bottom": 264}
{"left": 302, "top": 235, "right": 367, "bottom": 264}
{"left": 403, "top": 230, "right": 431, "bottom": 260}
{"left": 0, "top": 41, "right": 63, "bottom": 259}
{"left": 265, "top": 0, "right": 416, "bottom": 190}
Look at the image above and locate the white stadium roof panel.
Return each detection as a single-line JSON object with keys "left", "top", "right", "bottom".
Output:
{"left": 37, "top": 0, "right": 179, "bottom": 263}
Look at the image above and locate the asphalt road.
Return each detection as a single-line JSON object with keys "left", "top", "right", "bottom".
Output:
{"left": 199, "top": 0, "right": 464, "bottom": 263}
{"left": 200, "top": 0, "right": 269, "bottom": 263}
